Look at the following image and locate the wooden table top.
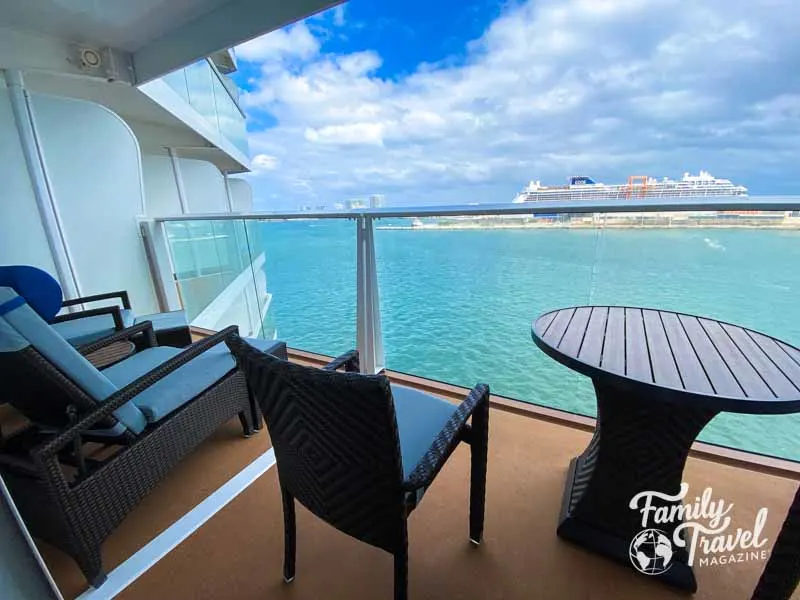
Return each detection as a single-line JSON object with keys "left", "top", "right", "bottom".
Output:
{"left": 532, "top": 306, "right": 800, "bottom": 414}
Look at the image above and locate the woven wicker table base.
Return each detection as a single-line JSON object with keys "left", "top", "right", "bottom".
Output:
{"left": 556, "top": 382, "right": 717, "bottom": 592}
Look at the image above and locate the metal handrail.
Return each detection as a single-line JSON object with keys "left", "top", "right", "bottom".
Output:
{"left": 150, "top": 195, "right": 800, "bottom": 223}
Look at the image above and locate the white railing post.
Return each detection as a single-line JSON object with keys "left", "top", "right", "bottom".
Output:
{"left": 356, "top": 216, "right": 385, "bottom": 374}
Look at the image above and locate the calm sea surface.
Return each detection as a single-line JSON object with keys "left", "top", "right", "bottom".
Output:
{"left": 260, "top": 219, "right": 800, "bottom": 461}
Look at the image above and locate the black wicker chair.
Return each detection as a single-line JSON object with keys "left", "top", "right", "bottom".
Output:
{"left": 227, "top": 334, "right": 490, "bottom": 600}
{"left": 0, "top": 286, "right": 287, "bottom": 587}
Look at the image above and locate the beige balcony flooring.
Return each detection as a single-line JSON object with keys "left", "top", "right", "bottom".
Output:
{"left": 27, "top": 366, "right": 800, "bottom": 600}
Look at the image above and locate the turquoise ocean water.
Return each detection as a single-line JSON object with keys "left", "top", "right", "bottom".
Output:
{"left": 259, "top": 219, "right": 800, "bottom": 462}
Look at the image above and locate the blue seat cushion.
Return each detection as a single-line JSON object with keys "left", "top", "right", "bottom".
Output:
{"left": 391, "top": 384, "right": 457, "bottom": 481}
{"left": 134, "top": 310, "right": 188, "bottom": 332}
{"left": 104, "top": 337, "right": 282, "bottom": 424}
{"left": 0, "top": 287, "right": 147, "bottom": 434}
{"left": 103, "top": 346, "right": 183, "bottom": 384}
{"left": 53, "top": 309, "right": 135, "bottom": 346}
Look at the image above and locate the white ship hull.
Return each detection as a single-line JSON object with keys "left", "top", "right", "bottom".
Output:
{"left": 513, "top": 171, "right": 748, "bottom": 203}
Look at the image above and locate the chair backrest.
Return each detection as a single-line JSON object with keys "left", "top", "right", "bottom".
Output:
{"left": 0, "top": 287, "right": 147, "bottom": 434}
{"left": 227, "top": 335, "right": 406, "bottom": 553}
{"left": 0, "top": 265, "right": 63, "bottom": 321}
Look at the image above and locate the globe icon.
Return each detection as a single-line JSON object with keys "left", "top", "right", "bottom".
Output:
{"left": 629, "top": 529, "right": 674, "bottom": 575}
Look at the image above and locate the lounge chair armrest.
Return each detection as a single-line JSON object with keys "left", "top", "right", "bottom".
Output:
{"left": 323, "top": 349, "right": 360, "bottom": 372}
{"left": 77, "top": 321, "right": 157, "bottom": 355}
{"left": 51, "top": 305, "right": 125, "bottom": 330}
{"left": 403, "top": 383, "right": 490, "bottom": 490}
{"left": 62, "top": 290, "right": 131, "bottom": 310}
{"left": 34, "top": 326, "right": 239, "bottom": 460}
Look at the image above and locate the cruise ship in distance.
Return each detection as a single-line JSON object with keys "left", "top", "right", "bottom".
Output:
{"left": 512, "top": 171, "right": 748, "bottom": 203}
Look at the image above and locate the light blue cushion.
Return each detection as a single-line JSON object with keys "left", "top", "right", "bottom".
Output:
{"left": 0, "top": 312, "right": 28, "bottom": 353}
{"left": 53, "top": 309, "right": 135, "bottom": 346}
{"left": 241, "top": 338, "right": 285, "bottom": 355}
{"left": 0, "top": 287, "right": 147, "bottom": 434}
{"left": 391, "top": 384, "right": 457, "bottom": 480}
{"left": 134, "top": 310, "right": 188, "bottom": 331}
{"left": 103, "top": 346, "right": 183, "bottom": 385}
{"left": 104, "top": 337, "right": 280, "bottom": 423}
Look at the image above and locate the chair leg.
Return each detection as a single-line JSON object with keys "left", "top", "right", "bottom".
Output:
{"left": 282, "top": 486, "right": 296, "bottom": 583}
{"left": 249, "top": 388, "right": 263, "bottom": 432}
{"left": 238, "top": 411, "right": 254, "bottom": 438}
{"left": 469, "top": 393, "right": 489, "bottom": 545}
{"left": 394, "top": 524, "right": 408, "bottom": 600}
{"left": 76, "top": 545, "right": 106, "bottom": 589}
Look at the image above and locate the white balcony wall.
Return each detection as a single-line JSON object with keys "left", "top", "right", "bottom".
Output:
{"left": 29, "top": 93, "right": 158, "bottom": 314}
{"left": 141, "top": 154, "right": 183, "bottom": 216}
{"left": 179, "top": 157, "right": 229, "bottom": 213}
{"left": 228, "top": 177, "right": 253, "bottom": 212}
{"left": 0, "top": 81, "right": 57, "bottom": 274}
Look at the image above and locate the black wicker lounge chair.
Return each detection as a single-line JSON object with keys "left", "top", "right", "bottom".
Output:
{"left": 0, "top": 286, "right": 286, "bottom": 587}
{"left": 0, "top": 264, "right": 192, "bottom": 347}
{"left": 226, "top": 334, "right": 490, "bottom": 600}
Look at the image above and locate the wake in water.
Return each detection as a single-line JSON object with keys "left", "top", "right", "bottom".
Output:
{"left": 704, "top": 238, "right": 726, "bottom": 251}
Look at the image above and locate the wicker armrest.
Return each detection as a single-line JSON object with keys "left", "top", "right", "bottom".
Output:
{"left": 323, "top": 349, "right": 360, "bottom": 372}
{"left": 403, "top": 383, "right": 490, "bottom": 490}
{"left": 35, "top": 325, "right": 240, "bottom": 460}
{"left": 51, "top": 305, "right": 125, "bottom": 330}
{"left": 62, "top": 290, "right": 131, "bottom": 310}
{"left": 77, "top": 321, "right": 157, "bottom": 355}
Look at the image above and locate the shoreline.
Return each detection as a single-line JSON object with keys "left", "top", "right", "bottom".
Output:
{"left": 377, "top": 222, "right": 800, "bottom": 231}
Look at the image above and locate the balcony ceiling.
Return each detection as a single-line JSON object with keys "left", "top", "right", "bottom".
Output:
{"left": 0, "top": 0, "right": 343, "bottom": 82}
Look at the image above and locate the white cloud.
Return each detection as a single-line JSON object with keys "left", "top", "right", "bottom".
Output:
{"left": 305, "top": 122, "right": 386, "bottom": 146}
{"left": 235, "top": 23, "right": 319, "bottom": 63}
{"left": 235, "top": 0, "right": 800, "bottom": 208}
{"left": 251, "top": 154, "right": 279, "bottom": 172}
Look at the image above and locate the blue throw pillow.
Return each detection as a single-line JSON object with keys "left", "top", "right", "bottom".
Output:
{"left": 0, "top": 265, "right": 63, "bottom": 321}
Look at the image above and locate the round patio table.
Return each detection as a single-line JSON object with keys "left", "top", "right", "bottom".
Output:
{"left": 532, "top": 306, "right": 800, "bottom": 592}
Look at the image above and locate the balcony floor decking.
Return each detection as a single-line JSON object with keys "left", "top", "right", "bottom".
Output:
{"left": 26, "top": 370, "right": 799, "bottom": 600}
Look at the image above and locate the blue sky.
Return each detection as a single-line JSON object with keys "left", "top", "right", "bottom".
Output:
{"left": 233, "top": 0, "right": 800, "bottom": 210}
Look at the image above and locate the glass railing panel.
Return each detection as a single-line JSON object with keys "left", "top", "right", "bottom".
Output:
{"left": 160, "top": 68, "right": 190, "bottom": 104}
{"left": 211, "top": 72, "right": 249, "bottom": 157}
{"left": 155, "top": 60, "right": 248, "bottom": 156}
{"left": 184, "top": 60, "right": 219, "bottom": 136}
{"left": 375, "top": 212, "right": 800, "bottom": 461}
{"left": 164, "top": 219, "right": 266, "bottom": 338}
{"left": 166, "top": 220, "right": 225, "bottom": 321}
{"left": 376, "top": 214, "right": 596, "bottom": 413}
{"left": 255, "top": 219, "right": 357, "bottom": 355}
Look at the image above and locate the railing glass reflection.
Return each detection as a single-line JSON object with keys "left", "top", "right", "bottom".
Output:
{"left": 157, "top": 208, "right": 800, "bottom": 461}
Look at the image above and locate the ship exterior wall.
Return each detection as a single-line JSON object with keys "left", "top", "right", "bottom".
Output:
{"left": 0, "top": 80, "right": 58, "bottom": 276}
{"left": 31, "top": 92, "right": 160, "bottom": 315}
